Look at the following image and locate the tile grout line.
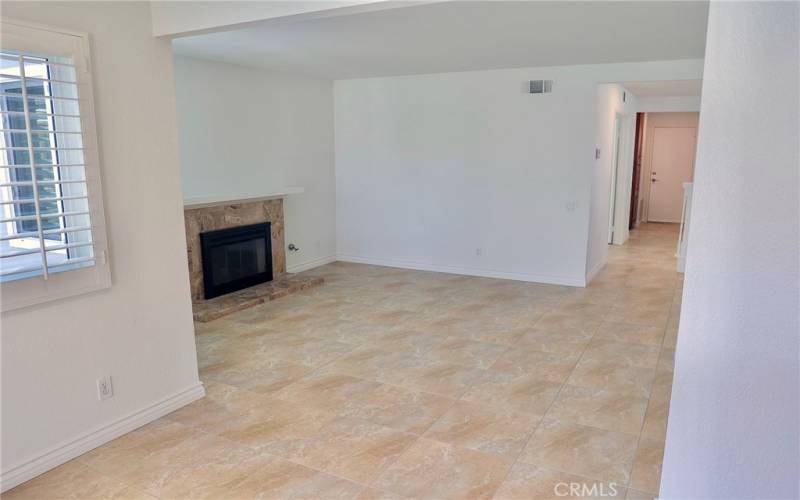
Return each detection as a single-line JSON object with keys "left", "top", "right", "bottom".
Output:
{"left": 622, "top": 273, "right": 680, "bottom": 496}
{"left": 486, "top": 309, "right": 607, "bottom": 499}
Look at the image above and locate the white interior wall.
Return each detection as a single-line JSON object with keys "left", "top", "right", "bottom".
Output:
{"left": 660, "top": 2, "right": 799, "bottom": 498}
{"left": 1, "top": 1, "right": 202, "bottom": 490}
{"left": 173, "top": 56, "right": 337, "bottom": 272}
{"left": 637, "top": 96, "right": 701, "bottom": 113}
{"left": 335, "top": 60, "right": 702, "bottom": 286}
{"left": 588, "top": 84, "right": 638, "bottom": 276}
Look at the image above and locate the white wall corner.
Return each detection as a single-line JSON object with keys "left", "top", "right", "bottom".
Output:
{"left": 287, "top": 255, "right": 338, "bottom": 274}
{"left": 585, "top": 255, "right": 607, "bottom": 285}
{"left": 337, "top": 254, "right": 587, "bottom": 287}
{"left": 0, "top": 383, "right": 205, "bottom": 493}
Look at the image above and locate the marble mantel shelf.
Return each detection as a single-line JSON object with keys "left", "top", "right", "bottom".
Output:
{"left": 183, "top": 187, "right": 304, "bottom": 209}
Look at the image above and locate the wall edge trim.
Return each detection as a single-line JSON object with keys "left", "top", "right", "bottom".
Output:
{"left": 287, "top": 255, "right": 337, "bottom": 274}
{"left": 337, "top": 254, "right": 586, "bottom": 287}
{"left": 1, "top": 382, "right": 205, "bottom": 492}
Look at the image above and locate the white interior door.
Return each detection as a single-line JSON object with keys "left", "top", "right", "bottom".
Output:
{"left": 648, "top": 127, "right": 696, "bottom": 222}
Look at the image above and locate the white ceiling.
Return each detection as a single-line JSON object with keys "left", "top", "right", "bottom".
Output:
{"left": 172, "top": 1, "right": 709, "bottom": 80}
{"left": 623, "top": 79, "right": 703, "bottom": 97}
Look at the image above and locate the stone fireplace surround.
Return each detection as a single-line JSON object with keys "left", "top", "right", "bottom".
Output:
{"left": 183, "top": 196, "right": 322, "bottom": 322}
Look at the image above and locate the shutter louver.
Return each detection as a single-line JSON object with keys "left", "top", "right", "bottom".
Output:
{"left": 0, "top": 51, "right": 95, "bottom": 281}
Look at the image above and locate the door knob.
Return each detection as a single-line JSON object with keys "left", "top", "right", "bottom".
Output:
{"left": 651, "top": 178, "right": 659, "bottom": 182}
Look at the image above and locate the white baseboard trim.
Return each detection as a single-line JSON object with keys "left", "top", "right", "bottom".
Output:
{"left": 585, "top": 256, "right": 607, "bottom": 285}
{"left": 1, "top": 382, "right": 205, "bottom": 493}
{"left": 337, "top": 254, "right": 585, "bottom": 287}
{"left": 287, "top": 255, "right": 337, "bottom": 274}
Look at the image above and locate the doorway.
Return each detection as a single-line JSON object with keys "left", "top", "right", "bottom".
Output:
{"left": 630, "top": 112, "right": 699, "bottom": 226}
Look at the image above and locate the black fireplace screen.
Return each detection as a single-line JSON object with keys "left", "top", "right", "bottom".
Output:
{"left": 199, "top": 222, "right": 273, "bottom": 299}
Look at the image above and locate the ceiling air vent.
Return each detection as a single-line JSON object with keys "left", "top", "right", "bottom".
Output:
{"left": 528, "top": 80, "right": 553, "bottom": 94}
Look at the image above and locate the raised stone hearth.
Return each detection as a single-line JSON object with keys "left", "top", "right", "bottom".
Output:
{"left": 184, "top": 197, "right": 322, "bottom": 321}
{"left": 191, "top": 273, "right": 323, "bottom": 322}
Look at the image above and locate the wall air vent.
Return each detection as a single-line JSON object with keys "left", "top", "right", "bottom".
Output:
{"left": 528, "top": 80, "right": 553, "bottom": 94}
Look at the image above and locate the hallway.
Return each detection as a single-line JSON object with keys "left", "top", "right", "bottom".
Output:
{"left": 6, "top": 224, "right": 682, "bottom": 499}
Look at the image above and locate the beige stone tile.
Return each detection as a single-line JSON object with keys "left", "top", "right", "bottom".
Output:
{"left": 515, "top": 329, "right": 593, "bottom": 356}
{"left": 454, "top": 320, "right": 533, "bottom": 347}
{"left": 650, "top": 370, "right": 673, "bottom": 403}
{"left": 605, "top": 304, "right": 669, "bottom": 328}
{"left": 356, "top": 487, "right": 407, "bottom": 500}
{"left": 3, "top": 459, "right": 154, "bottom": 500}
{"left": 127, "top": 437, "right": 260, "bottom": 498}
{"left": 423, "top": 337, "right": 510, "bottom": 369}
{"left": 546, "top": 385, "right": 648, "bottom": 435}
{"left": 317, "top": 319, "right": 395, "bottom": 345}
{"left": 518, "top": 419, "right": 638, "bottom": 484}
{"left": 412, "top": 315, "right": 476, "bottom": 336}
{"left": 534, "top": 313, "right": 603, "bottom": 335}
{"left": 662, "top": 325, "right": 678, "bottom": 348}
{"left": 549, "top": 301, "right": 611, "bottom": 319}
{"left": 640, "top": 397, "right": 670, "bottom": 442}
{"left": 559, "top": 288, "right": 621, "bottom": 306}
{"left": 566, "top": 358, "right": 655, "bottom": 396}
{"left": 394, "top": 359, "right": 483, "bottom": 398}
{"left": 201, "top": 356, "right": 314, "bottom": 394}
{"left": 84, "top": 423, "right": 261, "bottom": 499}
{"left": 659, "top": 348, "right": 675, "bottom": 372}
{"left": 338, "top": 383, "right": 454, "bottom": 434}
{"left": 625, "top": 488, "right": 656, "bottom": 500}
{"left": 593, "top": 322, "right": 665, "bottom": 347}
{"left": 253, "top": 334, "right": 356, "bottom": 367}
{"left": 320, "top": 347, "right": 403, "bottom": 380}
{"left": 166, "top": 380, "right": 263, "bottom": 431}
{"left": 490, "top": 347, "right": 581, "bottom": 383}
{"left": 79, "top": 420, "right": 202, "bottom": 476}
{"left": 425, "top": 401, "right": 540, "bottom": 459}
{"left": 367, "top": 328, "right": 446, "bottom": 355}
{"left": 493, "top": 463, "right": 626, "bottom": 500}
{"left": 461, "top": 370, "right": 562, "bottom": 416}
{"left": 325, "top": 349, "right": 482, "bottom": 397}
{"left": 356, "top": 308, "right": 421, "bottom": 326}
{"left": 374, "top": 438, "right": 511, "bottom": 499}
{"left": 580, "top": 339, "right": 661, "bottom": 369}
{"left": 272, "top": 372, "right": 382, "bottom": 412}
{"left": 195, "top": 335, "right": 252, "bottom": 372}
{"left": 628, "top": 439, "right": 666, "bottom": 494}
{"left": 262, "top": 416, "right": 417, "bottom": 484}
{"left": 217, "top": 397, "right": 337, "bottom": 450}
{"left": 195, "top": 454, "right": 364, "bottom": 499}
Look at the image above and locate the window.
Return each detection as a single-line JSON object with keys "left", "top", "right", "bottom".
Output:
{"left": 1, "top": 21, "right": 110, "bottom": 311}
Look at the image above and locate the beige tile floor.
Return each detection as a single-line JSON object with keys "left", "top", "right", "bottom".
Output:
{"left": 6, "top": 223, "right": 682, "bottom": 500}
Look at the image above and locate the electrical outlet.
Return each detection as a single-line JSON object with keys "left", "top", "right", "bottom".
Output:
{"left": 97, "top": 375, "right": 113, "bottom": 401}
{"left": 475, "top": 248, "right": 481, "bottom": 257}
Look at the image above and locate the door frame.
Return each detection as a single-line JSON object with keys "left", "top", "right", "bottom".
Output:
{"left": 608, "top": 112, "right": 637, "bottom": 245}
{"left": 629, "top": 112, "right": 645, "bottom": 229}
{"left": 608, "top": 115, "right": 622, "bottom": 244}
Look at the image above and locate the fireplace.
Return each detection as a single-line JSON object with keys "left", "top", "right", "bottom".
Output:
{"left": 199, "top": 222, "right": 273, "bottom": 299}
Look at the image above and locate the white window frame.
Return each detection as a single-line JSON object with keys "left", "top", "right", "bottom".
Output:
{"left": 1, "top": 20, "right": 110, "bottom": 312}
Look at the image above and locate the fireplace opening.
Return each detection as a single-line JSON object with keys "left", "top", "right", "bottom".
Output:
{"left": 199, "top": 222, "right": 273, "bottom": 299}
